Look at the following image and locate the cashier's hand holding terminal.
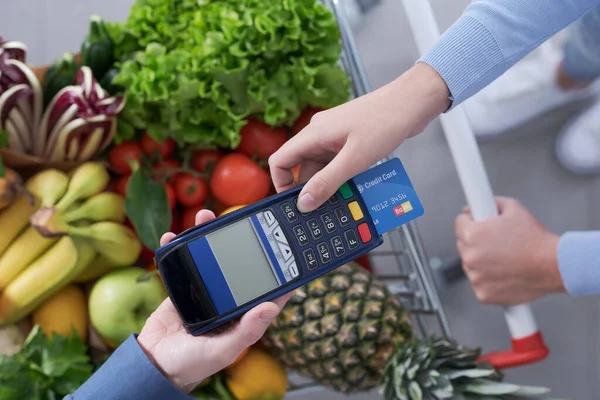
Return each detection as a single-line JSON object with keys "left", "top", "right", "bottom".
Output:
{"left": 137, "top": 209, "right": 291, "bottom": 393}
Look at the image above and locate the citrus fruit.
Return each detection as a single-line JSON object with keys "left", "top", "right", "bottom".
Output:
{"left": 31, "top": 284, "right": 88, "bottom": 340}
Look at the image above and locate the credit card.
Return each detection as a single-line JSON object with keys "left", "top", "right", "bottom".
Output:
{"left": 352, "top": 157, "right": 424, "bottom": 236}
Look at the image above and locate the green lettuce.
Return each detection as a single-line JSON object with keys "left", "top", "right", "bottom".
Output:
{"left": 109, "top": 0, "right": 351, "bottom": 148}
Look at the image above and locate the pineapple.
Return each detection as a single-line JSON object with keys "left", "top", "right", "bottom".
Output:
{"left": 261, "top": 262, "right": 558, "bottom": 399}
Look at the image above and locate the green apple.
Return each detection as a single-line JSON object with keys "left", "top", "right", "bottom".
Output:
{"left": 89, "top": 267, "right": 166, "bottom": 345}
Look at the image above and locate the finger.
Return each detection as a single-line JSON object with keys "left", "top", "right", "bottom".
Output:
{"left": 160, "top": 232, "right": 176, "bottom": 246}
{"left": 195, "top": 209, "right": 216, "bottom": 225}
{"left": 494, "top": 196, "right": 516, "bottom": 214}
{"left": 297, "top": 146, "right": 363, "bottom": 212}
{"left": 271, "top": 292, "right": 293, "bottom": 309}
{"left": 210, "top": 301, "right": 283, "bottom": 360}
{"left": 454, "top": 213, "right": 474, "bottom": 242}
{"left": 269, "top": 132, "right": 320, "bottom": 193}
{"left": 297, "top": 159, "right": 327, "bottom": 184}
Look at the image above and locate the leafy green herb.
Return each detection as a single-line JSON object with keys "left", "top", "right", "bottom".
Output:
{"left": 190, "top": 373, "right": 234, "bottom": 400}
{"left": 0, "top": 326, "right": 94, "bottom": 400}
{"left": 109, "top": 0, "right": 351, "bottom": 149}
{"left": 124, "top": 164, "right": 172, "bottom": 250}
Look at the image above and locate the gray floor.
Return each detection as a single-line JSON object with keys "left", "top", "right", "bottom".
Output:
{"left": 2, "top": 0, "right": 599, "bottom": 399}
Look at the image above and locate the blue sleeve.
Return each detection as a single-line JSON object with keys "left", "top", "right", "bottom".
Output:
{"left": 557, "top": 231, "right": 600, "bottom": 296}
{"left": 419, "top": 0, "right": 600, "bottom": 108}
{"left": 63, "top": 334, "right": 193, "bottom": 400}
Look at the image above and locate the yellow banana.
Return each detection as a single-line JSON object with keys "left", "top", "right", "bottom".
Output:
{"left": 0, "top": 168, "right": 70, "bottom": 257}
{"left": 61, "top": 192, "right": 126, "bottom": 224}
{"left": 0, "top": 236, "right": 96, "bottom": 326}
{"left": 0, "top": 194, "right": 40, "bottom": 257}
{"left": 24, "top": 168, "right": 69, "bottom": 207}
{"left": 74, "top": 253, "right": 126, "bottom": 283}
{"left": 65, "top": 221, "right": 142, "bottom": 266}
{"left": 0, "top": 226, "right": 58, "bottom": 290}
{"left": 55, "top": 162, "right": 110, "bottom": 212}
{"left": 33, "top": 192, "right": 127, "bottom": 237}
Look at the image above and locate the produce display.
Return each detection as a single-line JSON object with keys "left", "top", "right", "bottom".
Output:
{"left": 0, "top": 0, "right": 562, "bottom": 399}
{"left": 0, "top": 40, "right": 124, "bottom": 164}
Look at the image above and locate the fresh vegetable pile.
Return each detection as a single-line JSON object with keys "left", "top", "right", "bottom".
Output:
{"left": 0, "top": 39, "right": 125, "bottom": 164}
{"left": 105, "top": 0, "right": 351, "bottom": 148}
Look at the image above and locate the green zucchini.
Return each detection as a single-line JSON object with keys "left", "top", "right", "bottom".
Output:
{"left": 99, "top": 67, "right": 123, "bottom": 96}
{"left": 42, "top": 52, "right": 80, "bottom": 108}
{"left": 81, "top": 15, "right": 114, "bottom": 80}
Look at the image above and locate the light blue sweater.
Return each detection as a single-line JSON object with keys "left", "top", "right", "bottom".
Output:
{"left": 421, "top": 0, "right": 600, "bottom": 297}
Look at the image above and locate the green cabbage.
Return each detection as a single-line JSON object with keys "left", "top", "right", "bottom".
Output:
{"left": 108, "top": 0, "right": 351, "bottom": 148}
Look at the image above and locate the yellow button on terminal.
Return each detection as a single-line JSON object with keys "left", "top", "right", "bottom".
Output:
{"left": 348, "top": 201, "right": 363, "bottom": 221}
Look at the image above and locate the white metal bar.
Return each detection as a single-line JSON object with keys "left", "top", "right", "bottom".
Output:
{"left": 399, "top": 0, "right": 537, "bottom": 339}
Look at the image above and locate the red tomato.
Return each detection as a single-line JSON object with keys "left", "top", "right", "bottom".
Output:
{"left": 210, "top": 154, "right": 271, "bottom": 206}
{"left": 154, "top": 159, "right": 181, "bottom": 181}
{"left": 164, "top": 182, "right": 176, "bottom": 210}
{"left": 173, "top": 173, "right": 209, "bottom": 207}
{"left": 191, "top": 149, "right": 224, "bottom": 173}
{"left": 108, "top": 141, "right": 143, "bottom": 175}
{"left": 235, "top": 119, "right": 287, "bottom": 159}
{"left": 170, "top": 207, "right": 182, "bottom": 235}
{"left": 114, "top": 175, "right": 130, "bottom": 197}
{"left": 291, "top": 107, "right": 323, "bottom": 135}
{"left": 139, "top": 246, "right": 154, "bottom": 264}
{"left": 181, "top": 205, "right": 206, "bottom": 231}
{"left": 141, "top": 133, "right": 176, "bottom": 158}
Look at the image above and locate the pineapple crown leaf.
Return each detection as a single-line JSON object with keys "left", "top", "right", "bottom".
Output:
{"left": 379, "top": 336, "right": 562, "bottom": 400}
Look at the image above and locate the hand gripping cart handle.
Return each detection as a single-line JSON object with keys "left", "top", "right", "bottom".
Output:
{"left": 399, "top": 0, "right": 549, "bottom": 369}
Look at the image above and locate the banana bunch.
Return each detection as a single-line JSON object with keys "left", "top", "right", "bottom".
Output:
{"left": 0, "top": 162, "right": 142, "bottom": 326}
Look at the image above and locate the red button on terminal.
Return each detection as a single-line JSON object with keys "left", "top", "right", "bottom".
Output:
{"left": 357, "top": 223, "right": 371, "bottom": 243}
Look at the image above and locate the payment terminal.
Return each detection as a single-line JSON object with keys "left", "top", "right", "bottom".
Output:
{"left": 155, "top": 158, "right": 423, "bottom": 335}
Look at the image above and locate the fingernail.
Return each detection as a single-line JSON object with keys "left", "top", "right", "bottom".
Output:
{"left": 298, "top": 193, "right": 316, "bottom": 212}
{"left": 260, "top": 310, "right": 277, "bottom": 322}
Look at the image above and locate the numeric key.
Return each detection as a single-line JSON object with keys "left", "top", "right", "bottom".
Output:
{"left": 293, "top": 225, "right": 309, "bottom": 246}
{"left": 307, "top": 219, "right": 323, "bottom": 240}
{"left": 321, "top": 212, "right": 336, "bottom": 233}
{"left": 334, "top": 207, "right": 350, "bottom": 227}
{"left": 294, "top": 197, "right": 311, "bottom": 216}
{"left": 317, "top": 242, "right": 332, "bottom": 264}
{"left": 280, "top": 202, "right": 297, "bottom": 222}
{"left": 328, "top": 193, "right": 340, "bottom": 205}
{"left": 304, "top": 249, "right": 318, "bottom": 270}
{"left": 331, "top": 235, "right": 345, "bottom": 257}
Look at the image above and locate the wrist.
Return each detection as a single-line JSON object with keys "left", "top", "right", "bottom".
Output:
{"left": 137, "top": 334, "right": 195, "bottom": 393}
{"left": 534, "top": 232, "right": 566, "bottom": 295}
{"left": 394, "top": 62, "right": 451, "bottom": 130}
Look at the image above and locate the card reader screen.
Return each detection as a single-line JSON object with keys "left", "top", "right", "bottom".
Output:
{"left": 206, "top": 218, "right": 279, "bottom": 305}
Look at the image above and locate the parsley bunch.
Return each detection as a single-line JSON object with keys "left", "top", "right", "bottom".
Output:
{"left": 0, "top": 326, "right": 94, "bottom": 400}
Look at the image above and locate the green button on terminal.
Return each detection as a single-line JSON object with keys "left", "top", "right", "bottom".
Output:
{"left": 339, "top": 182, "right": 353, "bottom": 199}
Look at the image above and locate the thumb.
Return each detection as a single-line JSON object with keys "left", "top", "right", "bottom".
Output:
{"left": 215, "top": 302, "right": 281, "bottom": 363}
{"left": 297, "top": 146, "right": 362, "bottom": 212}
